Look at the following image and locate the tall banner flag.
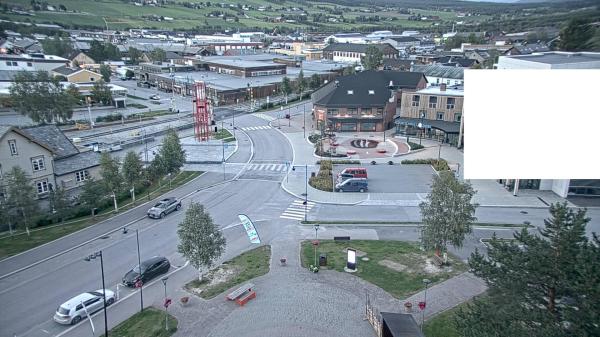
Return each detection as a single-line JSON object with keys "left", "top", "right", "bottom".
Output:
{"left": 238, "top": 214, "right": 261, "bottom": 244}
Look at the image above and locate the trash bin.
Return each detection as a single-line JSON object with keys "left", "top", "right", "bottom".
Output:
{"left": 311, "top": 172, "right": 316, "bottom": 178}
{"left": 319, "top": 254, "right": 327, "bottom": 266}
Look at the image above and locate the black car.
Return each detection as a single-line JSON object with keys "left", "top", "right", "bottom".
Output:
{"left": 122, "top": 256, "right": 170, "bottom": 287}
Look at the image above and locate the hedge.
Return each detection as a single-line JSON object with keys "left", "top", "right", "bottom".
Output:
{"left": 401, "top": 158, "right": 450, "bottom": 171}
{"left": 309, "top": 160, "right": 334, "bottom": 192}
{"left": 407, "top": 141, "right": 424, "bottom": 150}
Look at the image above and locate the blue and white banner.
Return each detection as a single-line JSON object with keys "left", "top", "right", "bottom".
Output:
{"left": 238, "top": 214, "right": 261, "bottom": 244}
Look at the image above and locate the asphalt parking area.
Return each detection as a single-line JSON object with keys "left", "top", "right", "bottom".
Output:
{"left": 333, "top": 164, "right": 435, "bottom": 193}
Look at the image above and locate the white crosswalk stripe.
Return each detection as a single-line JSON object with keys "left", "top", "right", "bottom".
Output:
{"left": 252, "top": 113, "right": 276, "bottom": 121}
{"left": 243, "top": 162, "right": 287, "bottom": 172}
{"left": 280, "top": 199, "right": 316, "bottom": 221}
{"left": 241, "top": 125, "right": 272, "bottom": 131}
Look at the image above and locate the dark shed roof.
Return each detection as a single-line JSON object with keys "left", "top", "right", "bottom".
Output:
{"left": 380, "top": 312, "right": 424, "bottom": 337}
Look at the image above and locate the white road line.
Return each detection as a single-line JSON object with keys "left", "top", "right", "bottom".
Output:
{"left": 258, "top": 164, "right": 267, "bottom": 170}
{"left": 275, "top": 164, "right": 284, "bottom": 171}
{"left": 280, "top": 215, "right": 304, "bottom": 220}
{"left": 283, "top": 210, "right": 306, "bottom": 215}
{"left": 267, "top": 164, "right": 275, "bottom": 170}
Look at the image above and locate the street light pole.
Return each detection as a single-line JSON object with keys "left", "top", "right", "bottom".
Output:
{"left": 304, "top": 164, "right": 308, "bottom": 221}
{"left": 84, "top": 251, "right": 108, "bottom": 337}
{"left": 303, "top": 104, "right": 306, "bottom": 139}
{"left": 314, "top": 224, "right": 320, "bottom": 267}
{"left": 421, "top": 278, "right": 431, "bottom": 331}
{"left": 161, "top": 277, "right": 169, "bottom": 331}
{"left": 136, "top": 229, "right": 144, "bottom": 312}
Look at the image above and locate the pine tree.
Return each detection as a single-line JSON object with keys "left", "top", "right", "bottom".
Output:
{"left": 419, "top": 171, "right": 477, "bottom": 254}
{"left": 99, "top": 64, "right": 111, "bottom": 82}
{"left": 457, "top": 203, "right": 596, "bottom": 337}
{"left": 177, "top": 202, "right": 226, "bottom": 280}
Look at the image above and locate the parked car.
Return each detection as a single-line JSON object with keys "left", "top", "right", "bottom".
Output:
{"left": 336, "top": 173, "right": 354, "bottom": 184}
{"left": 147, "top": 197, "right": 181, "bottom": 219}
{"left": 122, "top": 256, "right": 170, "bottom": 287}
{"left": 149, "top": 94, "right": 161, "bottom": 100}
{"left": 337, "top": 167, "right": 368, "bottom": 179}
{"left": 54, "top": 290, "right": 115, "bottom": 325}
{"left": 335, "top": 178, "right": 368, "bottom": 193}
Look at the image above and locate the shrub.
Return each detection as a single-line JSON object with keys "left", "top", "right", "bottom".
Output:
{"left": 309, "top": 160, "right": 334, "bottom": 192}
{"left": 407, "top": 141, "right": 424, "bottom": 150}
{"left": 308, "top": 134, "right": 321, "bottom": 144}
{"left": 317, "top": 160, "right": 361, "bottom": 165}
{"left": 401, "top": 158, "right": 450, "bottom": 171}
{"left": 95, "top": 113, "right": 123, "bottom": 123}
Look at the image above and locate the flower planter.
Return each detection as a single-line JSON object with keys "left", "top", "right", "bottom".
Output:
{"left": 404, "top": 301, "right": 413, "bottom": 313}
{"left": 180, "top": 296, "right": 190, "bottom": 307}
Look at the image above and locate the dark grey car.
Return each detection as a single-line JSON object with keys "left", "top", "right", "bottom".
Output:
{"left": 147, "top": 197, "right": 181, "bottom": 219}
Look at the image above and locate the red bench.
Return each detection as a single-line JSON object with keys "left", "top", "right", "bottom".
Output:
{"left": 226, "top": 283, "right": 256, "bottom": 306}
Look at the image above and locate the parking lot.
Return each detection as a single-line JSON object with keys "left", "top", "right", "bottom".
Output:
{"left": 333, "top": 164, "right": 435, "bottom": 193}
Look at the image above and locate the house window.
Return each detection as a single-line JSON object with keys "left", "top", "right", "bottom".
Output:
{"left": 348, "top": 108, "right": 357, "bottom": 115}
{"left": 437, "top": 112, "right": 444, "bottom": 120}
{"left": 31, "top": 156, "right": 45, "bottom": 171}
{"left": 36, "top": 179, "right": 49, "bottom": 194}
{"left": 27, "top": 62, "right": 33, "bottom": 67}
{"left": 411, "top": 95, "right": 420, "bottom": 107}
{"left": 454, "top": 113, "right": 462, "bottom": 122}
{"left": 327, "top": 108, "right": 338, "bottom": 115}
{"left": 90, "top": 77, "right": 95, "bottom": 81}
{"left": 446, "top": 98, "right": 455, "bottom": 110}
{"left": 428, "top": 97, "right": 437, "bottom": 108}
{"left": 376, "top": 108, "right": 384, "bottom": 116}
{"left": 361, "top": 108, "right": 372, "bottom": 115}
{"left": 446, "top": 79, "right": 450, "bottom": 84}
{"left": 347, "top": 90, "right": 353, "bottom": 95}
{"left": 368, "top": 90, "right": 375, "bottom": 95}
{"left": 76, "top": 170, "right": 90, "bottom": 182}
{"left": 8, "top": 139, "right": 17, "bottom": 155}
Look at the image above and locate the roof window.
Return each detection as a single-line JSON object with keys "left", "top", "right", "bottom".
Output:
{"left": 347, "top": 90, "right": 353, "bottom": 95}
{"left": 368, "top": 90, "right": 375, "bottom": 95}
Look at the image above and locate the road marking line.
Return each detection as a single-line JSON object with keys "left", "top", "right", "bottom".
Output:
{"left": 280, "top": 215, "right": 304, "bottom": 220}
{"left": 282, "top": 210, "right": 306, "bottom": 216}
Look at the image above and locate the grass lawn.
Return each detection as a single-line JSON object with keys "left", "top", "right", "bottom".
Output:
{"left": 0, "top": 171, "right": 202, "bottom": 259}
{"left": 423, "top": 298, "right": 476, "bottom": 337}
{"left": 300, "top": 240, "right": 466, "bottom": 299}
{"left": 300, "top": 220, "right": 532, "bottom": 228}
{"left": 127, "top": 94, "right": 148, "bottom": 101}
{"left": 110, "top": 307, "right": 177, "bottom": 337}
{"left": 128, "top": 103, "right": 148, "bottom": 109}
{"left": 212, "top": 128, "right": 235, "bottom": 142}
{"left": 185, "top": 245, "right": 270, "bottom": 299}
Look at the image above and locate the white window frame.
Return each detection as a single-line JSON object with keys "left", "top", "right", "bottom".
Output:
{"left": 428, "top": 97, "right": 437, "bottom": 109}
{"left": 75, "top": 170, "right": 90, "bottom": 182}
{"left": 31, "top": 156, "right": 45, "bottom": 171}
{"left": 446, "top": 98, "right": 455, "bottom": 110}
{"left": 437, "top": 112, "right": 444, "bottom": 120}
{"left": 36, "top": 179, "right": 49, "bottom": 194}
{"left": 411, "top": 95, "right": 420, "bottom": 107}
{"left": 8, "top": 139, "right": 17, "bottom": 155}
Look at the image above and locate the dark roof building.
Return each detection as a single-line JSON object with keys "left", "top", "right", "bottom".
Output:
{"left": 312, "top": 70, "right": 427, "bottom": 132}
{"left": 21, "top": 125, "right": 79, "bottom": 159}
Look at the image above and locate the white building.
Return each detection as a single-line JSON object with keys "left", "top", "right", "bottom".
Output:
{"left": 410, "top": 64, "right": 464, "bottom": 87}
{"left": 0, "top": 53, "right": 67, "bottom": 72}
{"left": 496, "top": 51, "right": 600, "bottom": 69}
{"left": 323, "top": 33, "right": 366, "bottom": 44}
{"left": 496, "top": 51, "right": 600, "bottom": 199}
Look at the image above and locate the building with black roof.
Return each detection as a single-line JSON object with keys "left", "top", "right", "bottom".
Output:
{"left": 312, "top": 70, "right": 427, "bottom": 132}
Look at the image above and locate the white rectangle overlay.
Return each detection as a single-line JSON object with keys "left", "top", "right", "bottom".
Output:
{"left": 464, "top": 69, "right": 600, "bottom": 179}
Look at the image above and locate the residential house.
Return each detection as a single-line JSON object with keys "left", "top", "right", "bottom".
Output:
{"left": 0, "top": 53, "right": 68, "bottom": 72}
{"left": 52, "top": 66, "right": 102, "bottom": 83}
{"left": 0, "top": 125, "right": 102, "bottom": 203}
{"left": 312, "top": 70, "right": 427, "bottom": 132}
{"left": 68, "top": 51, "right": 96, "bottom": 67}
{"left": 410, "top": 64, "right": 464, "bottom": 86}
{"left": 396, "top": 84, "right": 464, "bottom": 146}
{"left": 504, "top": 43, "right": 550, "bottom": 56}
{"left": 323, "top": 43, "right": 399, "bottom": 64}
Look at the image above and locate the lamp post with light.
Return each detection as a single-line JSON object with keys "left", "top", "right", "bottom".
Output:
{"left": 84, "top": 251, "right": 108, "bottom": 337}
{"left": 418, "top": 111, "right": 425, "bottom": 145}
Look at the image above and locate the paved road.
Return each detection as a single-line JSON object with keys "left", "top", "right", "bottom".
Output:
{"left": 0, "top": 112, "right": 295, "bottom": 337}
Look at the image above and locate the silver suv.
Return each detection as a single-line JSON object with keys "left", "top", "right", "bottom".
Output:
{"left": 147, "top": 197, "right": 182, "bottom": 219}
{"left": 54, "top": 290, "right": 115, "bottom": 325}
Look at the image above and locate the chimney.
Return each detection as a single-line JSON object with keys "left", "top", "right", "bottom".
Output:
{"left": 440, "top": 83, "right": 446, "bottom": 91}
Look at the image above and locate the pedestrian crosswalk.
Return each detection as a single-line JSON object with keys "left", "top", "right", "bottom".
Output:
{"left": 241, "top": 125, "right": 272, "bottom": 131}
{"left": 245, "top": 163, "right": 287, "bottom": 172}
{"left": 252, "top": 113, "right": 276, "bottom": 121}
{"left": 280, "top": 199, "right": 316, "bottom": 221}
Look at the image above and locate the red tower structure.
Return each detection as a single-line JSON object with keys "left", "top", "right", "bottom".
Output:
{"left": 193, "top": 81, "right": 212, "bottom": 141}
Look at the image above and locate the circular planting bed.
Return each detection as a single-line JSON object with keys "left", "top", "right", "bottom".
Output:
{"left": 346, "top": 150, "right": 357, "bottom": 155}
{"left": 377, "top": 149, "right": 387, "bottom": 153}
{"left": 350, "top": 139, "right": 379, "bottom": 148}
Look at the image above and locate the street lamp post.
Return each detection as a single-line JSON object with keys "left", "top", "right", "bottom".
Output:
{"left": 303, "top": 104, "right": 306, "bottom": 139}
{"left": 161, "top": 277, "right": 169, "bottom": 331}
{"left": 421, "top": 278, "right": 431, "bottom": 331}
{"left": 136, "top": 229, "right": 144, "bottom": 312}
{"left": 418, "top": 111, "right": 425, "bottom": 146}
{"left": 304, "top": 164, "right": 308, "bottom": 221}
{"left": 313, "top": 224, "right": 320, "bottom": 267}
{"left": 84, "top": 251, "right": 108, "bottom": 337}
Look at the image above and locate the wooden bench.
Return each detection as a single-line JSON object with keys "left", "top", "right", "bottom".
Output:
{"left": 226, "top": 283, "right": 256, "bottom": 306}
{"left": 431, "top": 254, "right": 444, "bottom": 267}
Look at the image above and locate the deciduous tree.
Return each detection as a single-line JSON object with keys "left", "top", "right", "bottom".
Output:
{"left": 99, "top": 152, "right": 123, "bottom": 198}
{"left": 419, "top": 171, "right": 477, "bottom": 254}
{"left": 4, "top": 167, "right": 37, "bottom": 233}
{"left": 9, "top": 71, "right": 76, "bottom": 123}
{"left": 48, "top": 186, "right": 70, "bottom": 224}
{"left": 99, "top": 64, "right": 111, "bottom": 82}
{"left": 79, "top": 178, "right": 107, "bottom": 217}
{"left": 122, "top": 151, "right": 143, "bottom": 201}
{"left": 91, "top": 80, "right": 112, "bottom": 106}
{"left": 149, "top": 48, "right": 166, "bottom": 62}
{"left": 559, "top": 18, "right": 594, "bottom": 51}
{"left": 362, "top": 45, "right": 383, "bottom": 70}
{"left": 281, "top": 76, "right": 292, "bottom": 104}
{"left": 177, "top": 202, "right": 226, "bottom": 280}
{"left": 156, "top": 128, "right": 186, "bottom": 175}
{"left": 128, "top": 47, "right": 143, "bottom": 65}
{"left": 310, "top": 73, "right": 321, "bottom": 89}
